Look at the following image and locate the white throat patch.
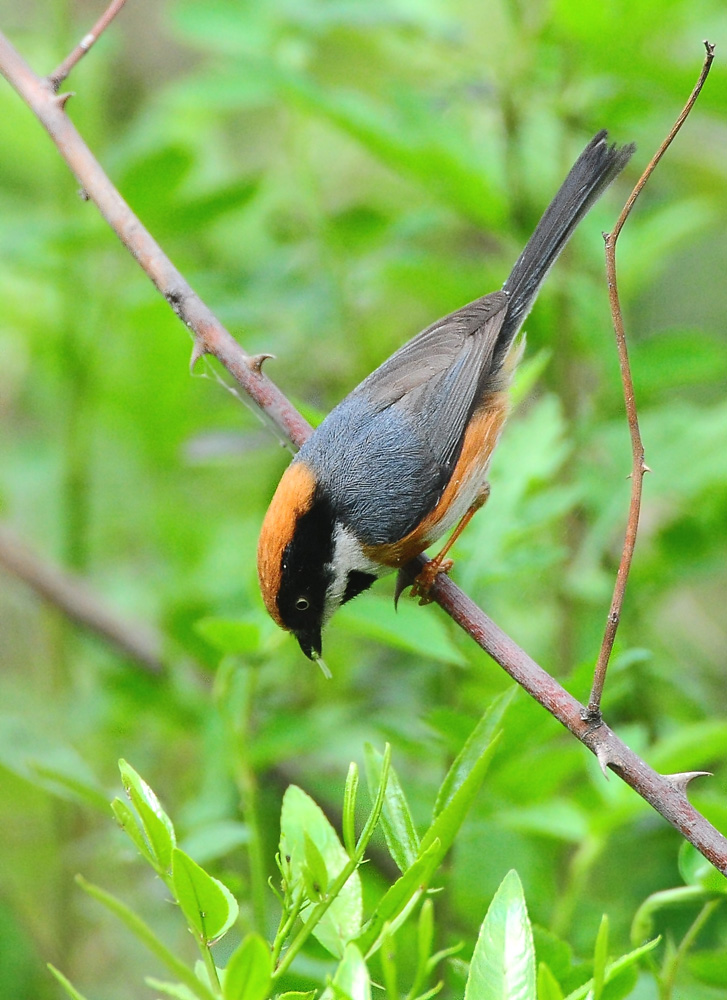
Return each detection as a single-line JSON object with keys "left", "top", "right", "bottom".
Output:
{"left": 322, "top": 522, "right": 386, "bottom": 625}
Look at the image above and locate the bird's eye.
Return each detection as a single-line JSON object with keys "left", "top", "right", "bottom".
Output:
{"left": 295, "top": 596, "right": 310, "bottom": 611}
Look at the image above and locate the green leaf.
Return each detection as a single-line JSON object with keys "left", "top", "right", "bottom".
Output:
{"left": 223, "top": 933, "right": 272, "bottom": 1000}
{"left": 364, "top": 744, "right": 419, "bottom": 872}
{"left": 562, "top": 938, "right": 660, "bottom": 1000}
{"left": 47, "top": 965, "right": 92, "bottom": 1000}
{"left": 464, "top": 870, "right": 535, "bottom": 1000}
{"left": 342, "top": 762, "right": 359, "bottom": 859}
{"left": 304, "top": 832, "right": 330, "bottom": 900}
{"left": 145, "top": 980, "right": 200, "bottom": 1000}
{"left": 591, "top": 915, "right": 608, "bottom": 1000}
{"left": 320, "top": 943, "right": 371, "bottom": 1000}
{"left": 75, "top": 876, "right": 218, "bottom": 1000}
{"left": 417, "top": 897, "right": 435, "bottom": 977}
{"left": 277, "top": 994, "right": 316, "bottom": 1000}
{"left": 379, "top": 926, "right": 398, "bottom": 999}
{"left": 171, "top": 847, "right": 239, "bottom": 943}
{"left": 111, "top": 797, "right": 156, "bottom": 867}
{"left": 678, "top": 841, "right": 727, "bottom": 893}
{"left": 601, "top": 964, "right": 638, "bottom": 1000}
{"left": 537, "top": 963, "right": 564, "bottom": 1000}
{"left": 435, "top": 690, "right": 515, "bottom": 818}
{"left": 419, "top": 732, "right": 501, "bottom": 862}
{"left": 118, "top": 760, "right": 176, "bottom": 873}
{"left": 356, "top": 743, "right": 392, "bottom": 857}
{"left": 354, "top": 838, "right": 441, "bottom": 956}
{"left": 280, "top": 785, "right": 362, "bottom": 957}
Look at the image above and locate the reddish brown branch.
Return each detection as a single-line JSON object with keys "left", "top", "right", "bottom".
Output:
{"left": 587, "top": 41, "right": 715, "bottom": 718}
{"left": 0, "top": 524, "right": 162, "bottom": 674}
{"left": 48, "top": 0, "right": 129, "bottom": 91}
{"left": 0, "top": 30, "right": 725, "bottom": 872}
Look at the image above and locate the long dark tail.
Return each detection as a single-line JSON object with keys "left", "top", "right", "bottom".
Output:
{"left": 495, "top": 130, "right": 634, "bottom": 366}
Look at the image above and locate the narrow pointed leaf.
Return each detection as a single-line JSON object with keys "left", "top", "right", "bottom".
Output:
{"left": 111, "top": 797, "right": 156, "bottom": 867}
{"left": 591, "top": 915, "right": 608, "bottom": 1000}
{"left": 119, "top": 760, "right": 176, "bottom": 872}
{"left": 364, "top": 744, "right": 419, "bottom": 872}
{"left": 355, "top": 839, "right": 440, "bottom": 955}
{"left": 342, "top": 762, "right": 359, "bottom": 859}
{"left": 172, "top": 847, "right": 239, "bottom": 942}
{"left": 420, "top": 732, "right": 501, "bottom": 861}
{"left": 47, "top": 966, "right": 91, "bottom": 1000}
{"left": 464, "top": 870, "right": 535, "bottom": 1000}
{"left": 435, "top": 690, "right": 515, "bottom": 817}
{"left": 562, "top": 938, "right": 660, "bottom": 1000}
{"left": 537, "top": 963, "right": 564, "bottom": 1000}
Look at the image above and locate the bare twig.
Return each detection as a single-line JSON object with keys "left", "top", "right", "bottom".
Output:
{"left": 0, "top": 30, "right": 725, "bottom": 871}
{"left": 48, "top": 0, "right": 129, "bottom": 92}
{"left": 0, "top": 34, "right": 312, "bottom": 451}
{"left": 0, "top": 524, "right": 162, "bottom": 673}
{"left": 587, "top": 41, "right": 715, "bottom": 720}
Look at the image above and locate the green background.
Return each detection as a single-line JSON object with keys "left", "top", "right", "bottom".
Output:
{"left": 1, "top": 0, "right": 726, "bottom": 997}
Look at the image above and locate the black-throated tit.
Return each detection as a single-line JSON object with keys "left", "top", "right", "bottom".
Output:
{"left": 258, "top": 131, "right": 634, "bottom": 664}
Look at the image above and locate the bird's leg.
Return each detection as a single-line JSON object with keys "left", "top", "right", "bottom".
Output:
{"left": 412, "top": 483, "right": 491, "bottom": 604}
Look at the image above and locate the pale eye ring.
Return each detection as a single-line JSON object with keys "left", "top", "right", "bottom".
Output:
{"left": 295, "top": 596, "right": 310, "bottom": 612}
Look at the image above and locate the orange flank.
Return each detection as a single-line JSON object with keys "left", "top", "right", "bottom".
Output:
{"left": 257, "top": 461, "right": 317, "bottom": 628}
{"left": 363, "top": 392, "right": 509, "bottom": 568}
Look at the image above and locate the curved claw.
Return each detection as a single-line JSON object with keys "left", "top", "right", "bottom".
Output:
{"left": 411, "top": 558, "right": 454, "bottom": 605}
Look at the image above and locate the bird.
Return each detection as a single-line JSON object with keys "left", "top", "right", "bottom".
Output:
{"left": 257, "top": 130, "right": 634, "bottom": 667}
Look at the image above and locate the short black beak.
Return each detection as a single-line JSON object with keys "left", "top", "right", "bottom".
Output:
{"left": 295, "top": 628, "right": 322, "bottom": 661}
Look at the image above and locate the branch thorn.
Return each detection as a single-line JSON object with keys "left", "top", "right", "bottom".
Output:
{"left": 249, "top": 353, "right": 275, "bottom": 374}
{"left": 665, "top": 771, "right": 712, "bottom": 795}
{"left": 190, "top": 339, "right": 207, "bottom": 371}
{"left": 595, "top": 743, "right": 612, "bottom": 780}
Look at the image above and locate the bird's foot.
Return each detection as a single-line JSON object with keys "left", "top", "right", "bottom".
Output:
{"left": 411, "top": 558, "right": 454, "bottom": 604}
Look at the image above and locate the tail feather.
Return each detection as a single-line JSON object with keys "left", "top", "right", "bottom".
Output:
{"left": 495, "top": 130, "right": 634, "bottom": 365}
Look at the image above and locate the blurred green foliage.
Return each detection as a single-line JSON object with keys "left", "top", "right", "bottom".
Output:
{"left": 1, "top": 0, "right": 726, "bottom": 997}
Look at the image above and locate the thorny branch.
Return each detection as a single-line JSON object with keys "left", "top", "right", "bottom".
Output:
{"left": 0, "top": 28, "right": 725, "bottom": 872}
{"left": 587, "top": 41, "right": 716, "bottom": 719}
{"left": 49, "top": 0, "right": 128, "bottom": 91}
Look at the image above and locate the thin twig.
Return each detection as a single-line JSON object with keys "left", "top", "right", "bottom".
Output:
{"left": 48, "top": 0, "right": 128, "bottom": 91}
{"left": 0, "top": 30, "right": 726, "bottom": 872}
{"left": 586, "top": 41, "right": 715, "bottom": 720}
{"left": 0, "top": 523, "right": 163, "bottom": 673}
